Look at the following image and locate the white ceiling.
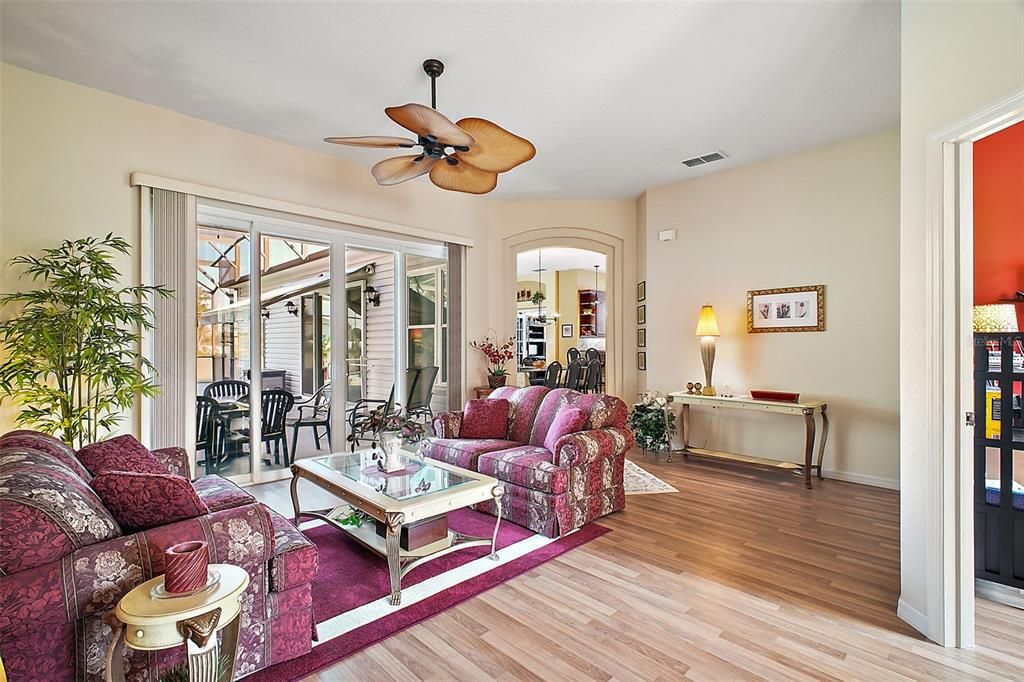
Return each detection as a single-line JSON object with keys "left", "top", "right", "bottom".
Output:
{"left": 0, "top": 1, "right": 899, "bottom": 199}
{"left": 517, "top": 248, "right": 606, "bottom": 277}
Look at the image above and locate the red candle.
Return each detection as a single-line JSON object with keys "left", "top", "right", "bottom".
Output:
{"left": 164, "top": 540, "right": 209, "bottom": 593}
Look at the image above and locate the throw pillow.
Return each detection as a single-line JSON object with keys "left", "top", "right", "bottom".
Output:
{"left": 78, "top": 434, "right": 169, "bottom": 477}
{"left": 461, "top": 399, "right": 510, "bottom": 439}
{"left": 91, "top": 471, "right": 210, "bottom": 532}
{"left": 543, "top": 406, "right": 588, "bottom": 453}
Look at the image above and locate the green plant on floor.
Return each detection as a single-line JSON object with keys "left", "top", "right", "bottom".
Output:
{"left": 0, "top": 233, "right": 172, "bottom": 448}
{"left": 627, "top": 392, "right": 676, "bottom": 453}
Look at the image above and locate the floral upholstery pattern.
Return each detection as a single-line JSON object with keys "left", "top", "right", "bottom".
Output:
{"left": 267, "top": 508, "right": 319, "bottom": 592}
{"left": 151, "top": 446, "right": 191, "bottom": 478}
{"left": 553, "top": 426, "right": 633, "bottom": 468}
{"left": 0, "top": 430, "right": 92, "bottom": 481}
{"left": 460, "top": 398, "right": 510, "bottom": 439}
{"left": 91, "top": 471, "right": 210, "bottom": 532}
{"left": 425, "top": 387, "right": 632, "bottom": 537}
{"left": 431, "top": 410, "right": 463, "bottom": 439}
{"left": 543, "top": 406, "right": 588, "bottom": 452}
{"left": 77, "top": 434, "right": 168, "bottom": 476}
{"left": 192, "top": 474, "right": 255, "bottom": 512}
{"left": 0, "top": 432, "right": 318, "bottom": 682}
{"left": 0, "top": 447, "right": 121, "bottom": 574}
{"left": 420, "top": 438, "right": 521, "bottom": 470}
{"left": 478, "top": 445, "right": 568, "bottom": 494}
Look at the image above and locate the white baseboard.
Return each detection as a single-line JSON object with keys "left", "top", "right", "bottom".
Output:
{"left": 976, "top": 578, "right": 1024, "bottom": 610}
{"left": 897, "top": 597, "right": 929, "bottom": 636}
{"left": 823, "top": 468, "right": 899, "bottom": 491}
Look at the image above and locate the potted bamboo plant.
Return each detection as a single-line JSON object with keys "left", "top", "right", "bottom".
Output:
{"left": 0, "top": 234, "right": 171, "bottom": 448}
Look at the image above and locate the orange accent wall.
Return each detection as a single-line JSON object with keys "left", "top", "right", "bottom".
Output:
{"left": 974, "top": 120, "right": 1024, "bottom": 328}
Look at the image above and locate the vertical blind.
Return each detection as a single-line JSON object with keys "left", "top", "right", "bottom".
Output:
{"left": 447, "top": 243, "right": 466, "bottom": 410}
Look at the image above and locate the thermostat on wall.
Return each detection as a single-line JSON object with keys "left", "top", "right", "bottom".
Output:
{"left": 658, "top": 228, "right": 677, "bottom": 242}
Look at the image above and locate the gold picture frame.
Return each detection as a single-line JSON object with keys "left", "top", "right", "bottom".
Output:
{"left": 747, "top": 285, "right": 825, "bottom": 333}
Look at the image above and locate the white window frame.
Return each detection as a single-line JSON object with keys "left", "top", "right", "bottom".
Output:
{"left": 406, "top": 263, "right": 448, "bottom": 386}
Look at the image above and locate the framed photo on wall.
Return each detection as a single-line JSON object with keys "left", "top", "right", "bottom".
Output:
{"left": 637, "top": 281, "right": 646, "bottom": 302}
{"left": 637, "top": 351, "right": 647, "bottom": 371}
{"left": 747, "top": 285, "right": 825, "bottom": 333}
{"left": 637, "top": 304, "right": 646, "bottom": 325}
{"left": 561, "top": 323, "right": 573, "bottom": 338}
{"left": 637, "top": 328, "right": 646, "bottom": 347}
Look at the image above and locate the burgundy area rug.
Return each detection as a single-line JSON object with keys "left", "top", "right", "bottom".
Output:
{"left": 244, "top": 510, "right": 609, "bottom": 681}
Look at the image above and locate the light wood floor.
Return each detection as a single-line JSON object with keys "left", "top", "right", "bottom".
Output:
{"left": 250, "top": 452, "right": 1024, "bottom": 681}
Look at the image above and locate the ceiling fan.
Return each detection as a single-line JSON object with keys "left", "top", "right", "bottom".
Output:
{"left": 324, "top": 59, "right": 535, "bottom": 195}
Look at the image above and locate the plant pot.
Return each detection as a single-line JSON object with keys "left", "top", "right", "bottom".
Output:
{"left": 378, "top": 432, "right": 405, "bottom": 473}
{"left": 487, "top": 373, "right": 507, "bottom": 389}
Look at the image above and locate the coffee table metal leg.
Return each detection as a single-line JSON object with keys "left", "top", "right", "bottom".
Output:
{"left": 489, "top": 486, "right": 504, "bottom": 560}
{"left": 289, "top": 465, "right": 302, "bottom": 524}
{"left": 385, "top": 512, "right": 405, "bottom": 605}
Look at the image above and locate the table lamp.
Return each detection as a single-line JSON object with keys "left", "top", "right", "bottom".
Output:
{"left": 973, "top": 304, "right": 1019, "bottom": 333}
{"left": 695, "top": 304, "right": 720, "bottom": 396}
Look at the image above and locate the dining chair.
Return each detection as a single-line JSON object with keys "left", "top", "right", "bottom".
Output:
{"left": 543, "top": 361, "right": 563, "bottom": 389}
{"left": 203, "top": 379, "right": 248, "bottom": 400}
{"left": 222, "top": 389, "right": 295, "bottom": 467}
{"left": 566, "top": 347, "right": 581, "bottom": 364}
{"left": 563, "top": 360, "right": 583, "bottom": 391}
{"left": 584, "top": 348, "right": 600, "bottom": 363}
{"left": 289, "top": 383, "right": 332, "bottom": 455}
{"left": 583, "top": 358, "right": 602, "bottom": 393}
{"left": 195, "top": 395, "right": 220, "bottom": 474}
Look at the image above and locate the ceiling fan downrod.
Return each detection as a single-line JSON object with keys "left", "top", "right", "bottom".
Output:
{"left": 422, "top": 58, "right": 444, "bottom": 110}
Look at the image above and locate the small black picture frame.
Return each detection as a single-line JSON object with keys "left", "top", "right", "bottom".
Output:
{"left": 637, "top": 304, "right": 646, "bottom": 325}
{"left": 637, "top": 328, "right": 646, "bottom": 347}
{"left": 637, "top": 351, "right": 647, "bottom": 371}
{"left": 560, "top": 323, "right": 573, "bottom": 338}
{"left": 637, "top": 281, "right": 646, "bottom": 302}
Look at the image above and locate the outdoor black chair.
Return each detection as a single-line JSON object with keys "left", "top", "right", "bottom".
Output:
{"left": 407, "top": 365, "right": 439, "bottom": 422}
{"left": 566, "top": 347, "right": 581, "bottom": 364}
{"left": 288, "top": 383, "right": 332, "bottom": 455}
{"left": 563, "top": 360, "right": 584, "bottom": 391}
{"left": 222, "top": 389, "right": 295, "bottom": 467}
{"left": 583, "top": 358, "right": 602, "bottom": 393}
{"left": 204, "top": 379, "right": 248, "bottom": 401}
{"left": 543, "top": 361, "right": 563, "bottom": 389}
{"left": 195, "top": 395, "right": 221, "bottom": 473}
{"left": 347, "top": 369, "right": 415, "bottom": 451}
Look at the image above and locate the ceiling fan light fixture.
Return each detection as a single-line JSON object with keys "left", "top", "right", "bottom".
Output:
{"left": 325, "top": 59, "right": 534, "bottom": 194}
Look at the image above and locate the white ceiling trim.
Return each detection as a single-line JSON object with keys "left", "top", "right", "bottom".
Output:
{"left": 129, "top": 172, "right": 475, "bottom": 247}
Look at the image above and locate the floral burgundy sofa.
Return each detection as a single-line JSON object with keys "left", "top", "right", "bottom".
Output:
{"left": 425, "top": 386, "right": 634, "bottom": 537}
{"left": 0, "top": 429, "right": 318, "bottom": 681}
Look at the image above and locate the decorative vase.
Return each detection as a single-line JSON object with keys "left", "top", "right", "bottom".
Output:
{"left": 378, "top": 432, "right": 405, "bottom": 473}
{"left": 488, "top": 373, "right": 507, "bottom": 389}
{"left": 164, "top": 540, "right": 209, "bottom": 594}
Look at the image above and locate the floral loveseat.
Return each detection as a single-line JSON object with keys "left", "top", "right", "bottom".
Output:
{"left": 425, "top": 386, "right": 634, "bottom": 537}
{"left": 0, "top": 430, "right": 318, "bottom": 681}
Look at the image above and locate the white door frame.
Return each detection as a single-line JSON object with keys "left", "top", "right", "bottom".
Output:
{"left": 922, "top": 89, "right": 1024, "bottom": 647}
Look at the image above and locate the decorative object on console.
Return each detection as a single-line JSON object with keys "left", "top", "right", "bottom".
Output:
{"left": 324, "top": 58, "right": 535, "bottom": 195}
{"left": 628, "top": 392, "right": 676, "bottom": 455}
{"left": 686, "top": 382, "right": 694, "bottom": 394}
{"left": 695, "top": 304, "right": 720, "bottom": 396}
{"left": 747, "top": 284, "right": 825, "bottom": 333}
{"left": 470, "top": 332, "right": 516, "bottom": 388}
{"left": 0, "top": 234, "right": 172, "bottom": 448}
{"left": 750, "top": 390, "right": 801, "bottom": 403}
{"left": 973, "top": 303, "right": 1019, "bottom": 332}
{"left": 693, "top": 382, "right": 702, "bottom": 394}
{"left": 163, "top": 540, "right": 210, "bottom": 594}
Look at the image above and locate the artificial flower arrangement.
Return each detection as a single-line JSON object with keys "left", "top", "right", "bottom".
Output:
{"left": 627, "top": 391, "right": 677, "bottom": 454}
{"left": 470, "top": 333, "right": 517, "bottom": 388}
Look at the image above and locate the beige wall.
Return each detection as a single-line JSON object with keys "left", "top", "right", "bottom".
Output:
{"left": 898, "top": 0, "right": 1024, "bottom": 639}
{"left": 641, "top": 129, "right": 900, "bottom": 487}
{"left": 0, "top": 64, "right": 495, "bottom": 434}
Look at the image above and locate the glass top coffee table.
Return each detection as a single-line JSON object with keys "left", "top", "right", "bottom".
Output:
{"left": 290, "top": 448, "right": 504, "bottom": 605}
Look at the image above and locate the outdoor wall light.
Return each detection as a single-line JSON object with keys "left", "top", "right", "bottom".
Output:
{"left": 285, "top": 300, "right": 299, "bottom": 317}
{"left": 364, "top": 285, "right": 381, "bottom": 308}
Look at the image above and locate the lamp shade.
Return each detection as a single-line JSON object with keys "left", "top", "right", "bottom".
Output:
{"left": 695, "top": 304, "right": 720, "bottom": 337}
{"left": 973, "top": 304, "right": 1019, "bottom": 333}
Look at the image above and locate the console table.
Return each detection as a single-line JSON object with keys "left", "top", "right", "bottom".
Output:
{"left": 666, "top": 392, "right": 830, "bottom": 489}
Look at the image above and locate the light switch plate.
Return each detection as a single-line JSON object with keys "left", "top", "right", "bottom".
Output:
{"left": 658, "top": 228, "right": 677, "bottom": 242}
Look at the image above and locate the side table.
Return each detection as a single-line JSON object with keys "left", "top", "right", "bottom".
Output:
{"left": 474, "top": 386, "right": 497, "bottom": 399}
{"left": 106, "top": 564, "right": 250, "bottom": 682}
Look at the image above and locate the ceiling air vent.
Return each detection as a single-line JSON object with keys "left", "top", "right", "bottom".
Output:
{"left": 682, "top": 150, "right": 728, "bottom": 167}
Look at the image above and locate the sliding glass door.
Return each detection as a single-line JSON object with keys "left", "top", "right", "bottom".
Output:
{"left": 191, "top": 203, "right": 450, "bottom": 483}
